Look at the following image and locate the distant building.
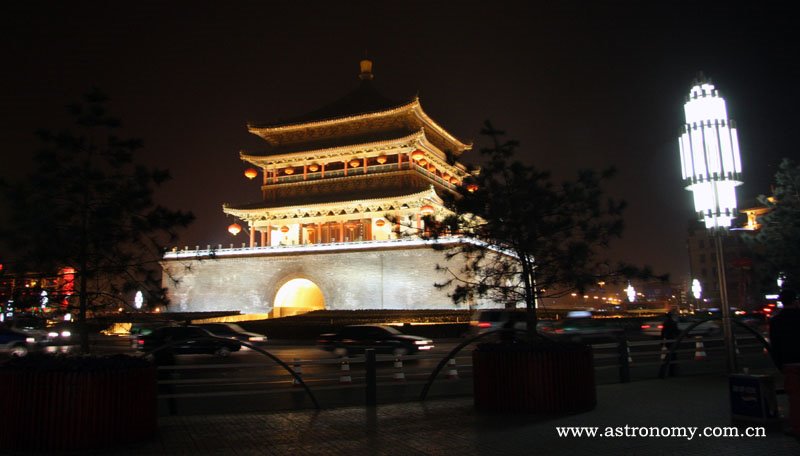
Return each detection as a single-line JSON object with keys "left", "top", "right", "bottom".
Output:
{"left": 161, "top": 60, "right": 488, "bottom": 316}
{"left": 685, "top": 200, "right": 771, "bottom": 312}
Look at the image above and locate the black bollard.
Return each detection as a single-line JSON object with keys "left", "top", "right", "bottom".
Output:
{"left": 365, "top": 349, "right": 377, "bottom": 406}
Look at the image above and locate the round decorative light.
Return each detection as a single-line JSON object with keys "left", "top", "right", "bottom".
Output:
{"left": 284, "top": 167, "right": 295, "bottom": 175}
{"left": 308, "top": 164, "right": 319, "bottom": 172}
{"left": 450, "top": 177, "right": 459, "bottom": 184}
{"left": 349, "top": 159, "right": 360, "bottom": 167}
{"left": 420, "top": 204, "right": 435, "bottom": 215}
{"left": 427, "top": 164, "right": 436, "bottom": 172}
{"left": 228, "top": 223, "right": 242, "bottom": 235}
{"left": 244, "top": 168, "right": 258, "bottom": 179}
{"left": 280, "top": 226, "right": 289, "bottom": 233}
{"left": 418, "top": 159, "right": 428, "bottom": 166}
{"left": 375, "top": 219, "right": 386, "bottom": 227}
{"left": 466, "top": 184, "right": 478, "bottom": 193}
{"left": 411, "top": 150, "right": 425, "bottom": 161}
{"left": 376, "top": 155, "right": 387, "bottom": 164}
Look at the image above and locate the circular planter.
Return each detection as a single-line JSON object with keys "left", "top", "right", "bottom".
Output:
{"left": 473, "top": 340, "right": 596, "bottom": 414}
{"left": 0, "top": 354, "right": 157, "bottom": 452}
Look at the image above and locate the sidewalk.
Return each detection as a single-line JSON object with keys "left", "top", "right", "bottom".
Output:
{"left": 97, "top": 375, "right": 800, "bottom": 455}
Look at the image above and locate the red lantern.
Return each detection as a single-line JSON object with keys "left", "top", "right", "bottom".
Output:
{"left": 466, "top": 184, "right": 478, "bottom": 193}
{"left": 280, "top": 226, "right": 289, "bottom": 233}
{"left": 411, "top": 150, "right": 425, "bottom": 161}
{"left": 420, "top": 204, "right": 435, "bottom": 215}
{"left": 308, "top": 163, "right": 319, "bottom": 172}
{"left": 284, "top": 168, "right": 295, "bottom": 175}
{"left": 244, "top": 168, "right": 258, "bottom": 179}
{"left": 349, "top": 159, "right": 360, "bottom": 167}
{"left": 228, "top": 223, "right": 242, "bottom": 235}
{"left": 376, "top": 219, "right": 386, "bottom": 227}
{"left": 376, "top": 155, "right": 387, "bottom": 164}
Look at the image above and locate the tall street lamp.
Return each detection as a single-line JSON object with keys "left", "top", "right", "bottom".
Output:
{"left": 678, "top": 73, "right": 743, "bottom": 373}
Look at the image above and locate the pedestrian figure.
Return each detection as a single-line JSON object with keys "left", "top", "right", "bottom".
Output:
{"left": 769, "top": 289, "right": 800, "bottom": 369}
{"left": 661, "top": 310, "right": 680, "bottom": 376}
{"left": 770, "top": 289, "right": 800, "bottom": 436}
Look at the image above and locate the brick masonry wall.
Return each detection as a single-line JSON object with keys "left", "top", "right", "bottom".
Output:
{"left": 161, "top": 245, "right": 484, "bottom": 314}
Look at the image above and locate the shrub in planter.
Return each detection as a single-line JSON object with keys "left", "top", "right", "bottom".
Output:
{"left": 0, "top": 353, "right": 157, "bottom": 452}
{"left": 472, "top": 339, "right": 596, "bottom": 414}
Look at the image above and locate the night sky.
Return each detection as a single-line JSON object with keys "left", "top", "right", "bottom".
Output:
{"left": 2, "top": 1, "right": 798, "bottom": 284}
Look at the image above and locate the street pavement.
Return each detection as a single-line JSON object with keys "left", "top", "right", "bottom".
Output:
{"left": 42, "top": 373, "right": 800, "bottom": 456}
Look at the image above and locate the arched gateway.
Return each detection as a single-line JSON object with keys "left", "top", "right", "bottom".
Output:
{"left": 272, "top": 278, "right": 325, "bottom": 317}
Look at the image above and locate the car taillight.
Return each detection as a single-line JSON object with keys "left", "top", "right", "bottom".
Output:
{"left": 137, "top": 338, "right": 144, "bottom": 345}
{"left": 555, "top": 329, "right": 564, "bottom": 334}
{"left": 477, "top": 322, "right": 491, "bottom": 328}
{"left": 641, "top": 324, "right": 651, "bottom": 329}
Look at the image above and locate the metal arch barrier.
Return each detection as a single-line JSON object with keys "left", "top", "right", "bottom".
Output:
{"left": 419, "top": 328, "right": 539, "bottom": 402}
{"left": 657, "top": 316, "right": 773, "bottom": 379}
{"left": 143, "top": 336, "right": 320, "bottom": 410}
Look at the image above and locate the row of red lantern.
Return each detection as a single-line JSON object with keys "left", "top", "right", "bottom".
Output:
{"left": 227, "top": 223, "right": 291, "bottom": 236}
{"left": 410, "top": 150, "right": 466, "bottom": 185}
{"left": 242, "top": 155, "right": 393, "bottom": 180}
{"left": 243, "top": 152, "right": 468, "bottom": 188}
{"left": 226, "top": 216, "right": 425, "bottom": 237}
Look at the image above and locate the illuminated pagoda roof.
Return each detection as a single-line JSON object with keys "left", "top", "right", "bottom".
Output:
{"left": 224, "top": 187, "right": 443, "bottom": 222}
{"left": 246, "top": 61, "right": 470, "bottom": 157}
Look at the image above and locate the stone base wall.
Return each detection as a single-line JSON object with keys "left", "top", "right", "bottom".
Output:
{"left": 161, "top": 245, "right": 483, "bottom": 314}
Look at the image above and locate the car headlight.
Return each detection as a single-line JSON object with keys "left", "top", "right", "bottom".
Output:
{"left": 248, "top": 336, "right": 266, "bottom": 342}
{"left": 26, "top": 337, "right": 36, "bottom": 343}
{"left": 48, "top": 331, "right": 59, "bottom": 338}
{"left": 414, "top": 340, "right": 431, "bottom": 345}
{"left": 61, "top": 331, "right": 71, "bottom": 338}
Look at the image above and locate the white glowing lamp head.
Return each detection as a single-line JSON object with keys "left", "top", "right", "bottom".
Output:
{"left": 692, "top": 279, "right": 702, "bottom": 300}
{"left": 678, "top": 74, "right": 742, "bottom": 229}
{"left": 625, "top": 283, "right": 636, "bottom": 303}
{"left": 134, "top": 290, "right": 144, "bottom": 309}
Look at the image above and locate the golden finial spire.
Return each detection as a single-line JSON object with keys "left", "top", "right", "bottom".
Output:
{"left": 359, "top": 58, "right": 373, "bottom": 80}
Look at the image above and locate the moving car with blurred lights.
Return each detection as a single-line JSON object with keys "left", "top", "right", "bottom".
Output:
{"left": 198, "top": 323, "right": 267, "bottom": 345}
{"left": 640, "top": 316, "right": 720, "bottom": 338}
{"left": 468, "top": 309, "right": 555, "bottom": 336}
{"left": 0, "top": 323, "right": 37, "bottom": 357}
{"left": 136, "top": 325, "right": 242, "bottom": 358}
{"left": 317, "top": 325, "right": 433, "bottom": 356}
{"left": 551, "top": 312, "right": 624, "bottom": 343}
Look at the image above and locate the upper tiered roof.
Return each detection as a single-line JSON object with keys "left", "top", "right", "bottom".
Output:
{"left": 246, "top": 60, "right": 470, "bottom": 157}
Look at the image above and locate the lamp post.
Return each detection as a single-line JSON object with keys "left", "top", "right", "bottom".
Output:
{"left": 678, "top": 73, "right": 743, "bottom": 373}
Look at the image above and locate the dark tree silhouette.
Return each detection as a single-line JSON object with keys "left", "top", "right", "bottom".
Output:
{"left": 426, "top": 122, "right": 657, "bottom": 340}
{"left": 747, "top": 158, "right": 800, "bottom": 292}
{"left": 0, "top": 89, "right": 194, "bottom": 351}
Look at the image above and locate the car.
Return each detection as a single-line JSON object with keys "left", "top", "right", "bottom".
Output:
{"left": 640, "top": 316, "right": 720, "bottom": 338}
{"left": 0, "top": 323, "right": 37, "bottom": 357}
{"left": 317, "top": 324, "right": 434, "bottom": 356}
{"left": 468, "top": 308, "right": 555, "bottom": 336}
{"left": 135, "top": 325, "right": 242, "bottom": 358}
{"left": 551, "top": 314, "right": 624, "bottom": 343}
{"left": 198, "top": 323, "right": 267, "bottom": 345}
{"left": 469, "top": 309, "right": 526, "bottom": 334}
{"left": 129, "top": 323, "right": 167, "bottom": 348}
{"left": 43, "top": 322, "right": 80, "bottom": 347}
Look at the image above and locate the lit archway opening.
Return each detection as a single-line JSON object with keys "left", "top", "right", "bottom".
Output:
{"left": 272, "top": 278, "right": 325, "bottom": 318}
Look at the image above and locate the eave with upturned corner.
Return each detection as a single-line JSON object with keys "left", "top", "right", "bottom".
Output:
{"left": 247, "top": 98, "right": 471, "bottom": 156}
